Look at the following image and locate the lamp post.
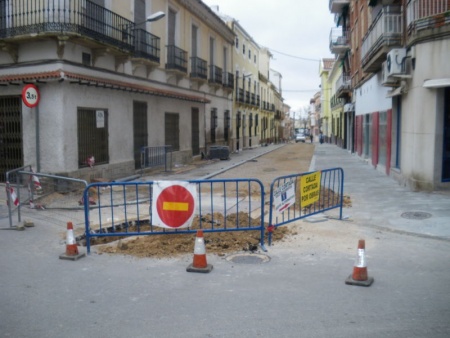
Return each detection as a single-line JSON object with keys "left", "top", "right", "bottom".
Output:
{"left": 137, "top": 11, "right": 166, "bottom": 25}
{"left": 124, "top": 11, "right": 165, "bottom": 46}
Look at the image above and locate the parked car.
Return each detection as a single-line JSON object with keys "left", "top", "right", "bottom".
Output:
{"left": 295, "top": 132, "right": 306, "bottom": 143}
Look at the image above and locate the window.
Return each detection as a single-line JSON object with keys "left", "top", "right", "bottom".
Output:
{"left": 165, "top": 113, "right": 179, "bottom": 151}
{"left": 224, "top": 110, "right": 230, "bottom": 142}
{"left": 235, "top": 37, "right": 239, "bottom": 49}
{"left": 77, "top": 108, "right": 109, "bottom": 168}
{"left": 248, "top": 49, "right": 251, "bottom": 59}
{"left": 82, "top": 53, "right": 91, "bottom": 66}
{"left": 210, "top": 108, "right": 217, "bottom": 143}
{"left": 243, "top": 44, "right": 245, "bottom": 54}
{"left": 254, "top": 55, "right": 256, "bottom": 63}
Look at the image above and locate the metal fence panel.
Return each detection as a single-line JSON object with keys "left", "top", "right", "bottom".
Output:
{"left": 83, "top": 178, "right": 266, "bottom": 253}
{"left": 268, "top": 168, "right": 344, "bottom": 242}
{"left": 4, "top": 169, "right": 88, "bottom": 229}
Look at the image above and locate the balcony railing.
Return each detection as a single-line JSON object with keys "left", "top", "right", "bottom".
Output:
{"left": 329, "top": 27, "right": 350, "bottom": 55}
{"left": 361, "top": 5, "right": 403, "bottom": 71}
{"left": 132, "top": 29, "right": 160, "bottom": 63}
{"left": 209, "top": 65, "right": 223, "bottom": 85}
{"left": 190, "top": 57, "right": 207, "bottom": 80}
{"left": 407, "top": 0, "right": 450, "bottom": 32}
{"left": 245, "top": 91, "right": 250, "bottom": 104}
{"left": 237, "top": 88, "right": 245, "bottom": 103}
{"left": 0, "top": 0, "right": 162, "bottom": 64}
{"left": 222, "top": 72, "right": 234, "bottom": 89}
{"left": 336, "top": 73, "right": 351, "bottom": 97}
{"left": 166, "top": 45, "right": 187, "bottom": 73}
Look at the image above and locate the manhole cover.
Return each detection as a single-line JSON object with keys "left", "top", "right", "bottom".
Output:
{"left": 226, "top": 253, "right": 271, "bottom": 264}
{"left": 401, "top": 211, "right": 432, "bottom": 220}
{"left": 263, "top": 168, "right": 277, "bottom": 172}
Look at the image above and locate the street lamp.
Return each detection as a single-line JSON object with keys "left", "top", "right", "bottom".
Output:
{"left": 123, "top": 11, "right": 165, "bottom": 44}
{"left": 137, "top": 11, "right": 165, "bottom": 25}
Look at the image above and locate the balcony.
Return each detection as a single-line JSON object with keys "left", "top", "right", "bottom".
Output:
{"left": 335, "top": 73, "right": 352, "bottom": 98}
{"left": 0, "top": 0, "right": 161, "bottom": 65}
{"left": 275, "top": 110, "right": 283, "bottom": 120}
{"left": 209, "top": 65, "right": 223, "bottom": 86}
{"left": 245, "top": 91, "right": 250, "bottom": 104}
{"left": 329, "top": 0, "right": 350, "bottom": 14}
{"left": 132, "top": 29, "right": 160, "bottom": 64}
{"left": 222, "top": 72, "right": 234, "bottom": 90}
{"left": 190, "top": 57, "right": 207, "bottom": 81}
{"left": 237, "top": 88, "right": 245, "bottom": 103}
{"left": 329, "top": 27, "right": 350, "bottom": 56}
{"left": 361, "top": 6, "right": 403, "bottom": 73}
{"left": 407, "top": 0, "right": 450, "bottom": 44}
{"left": 166, "top": 45, "right": 187, "bottom": 74}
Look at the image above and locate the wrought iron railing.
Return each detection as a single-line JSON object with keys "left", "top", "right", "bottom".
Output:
{"left": 132, "top": 28, "right": 160, "bottom": 63}
{"left": 222, "top": 72, "right": 234, "bottom": 89}
{"left": 361, "top": 6, "right": 403, "bottom": 64}
{"left": 166, "top": 45, "right": 187, "bottom": 73}
{"left": 190, "top": 56, "right": 207, "bottom": 79}
{"left": 238, "top": 88, "right": 245, "bottom": 103}
{"left": 245, "top": 91, "right": 250, "bottom": 104}
{"left": 0, "top": 0, "right": 161, "bottom": 63}
{"left": 209, "top": 65, "right": 223, "bottom": 85}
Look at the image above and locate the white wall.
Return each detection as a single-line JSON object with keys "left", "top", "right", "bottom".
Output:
{"left": 354, "top": 73, "right": 392, "bottom": 116}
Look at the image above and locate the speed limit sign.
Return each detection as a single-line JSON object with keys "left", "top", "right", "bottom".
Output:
{"left": 22, "top": 84, "right": 40, "bottom": 108}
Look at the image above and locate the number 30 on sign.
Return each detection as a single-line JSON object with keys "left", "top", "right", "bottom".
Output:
{"left": 22, "top": 84, "right": 40, "bottom": 108}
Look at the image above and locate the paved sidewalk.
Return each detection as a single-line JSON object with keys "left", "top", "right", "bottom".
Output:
{"left": 311, "top": 144, "right": 450, "bottom": 241}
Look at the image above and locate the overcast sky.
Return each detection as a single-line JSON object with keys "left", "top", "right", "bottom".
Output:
{"left": 201, "top": 0, "right": 334, "bottom": 115}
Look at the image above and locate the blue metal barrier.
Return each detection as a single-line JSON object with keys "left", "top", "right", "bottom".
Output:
{"left": 83, "top": 178, "right": 266, "bottom": 253}
{"left": 268, "top": 167, "right": 344, "bottom": 245}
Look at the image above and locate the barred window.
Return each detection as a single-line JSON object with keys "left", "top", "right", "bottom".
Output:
{"left": 77, "top": 108, "right": 109, "bottom": 168}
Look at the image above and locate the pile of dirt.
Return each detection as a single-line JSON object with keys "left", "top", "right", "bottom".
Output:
{"left": 94, "top": 143, "right": 350, "bottom": 258}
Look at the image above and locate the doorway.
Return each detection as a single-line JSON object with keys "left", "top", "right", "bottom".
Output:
{"left": 0, "top": 96, "right": 22, "bottom": 182}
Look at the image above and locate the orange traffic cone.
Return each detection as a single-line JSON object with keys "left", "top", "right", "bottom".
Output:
{"left": 59, "top": 222, "right": 86, "bottom": 261}
{"left": 186, "top": 229, "right": 213, "bottom": 273}
{"left": 345, "top": 239, "right": 374, "bottom": 286}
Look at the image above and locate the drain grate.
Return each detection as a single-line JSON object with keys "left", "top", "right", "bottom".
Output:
{"left": 401, "top": 211, "right": 432, "bottom": 220}
{"left": 262, "top": 168, "right": 277, "bottom": 172}
{"left": 226, "top": 253, "right": 270, "bottom": 264}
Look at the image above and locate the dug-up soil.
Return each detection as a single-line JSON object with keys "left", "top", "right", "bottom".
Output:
{"left": 95, "top": 142, "right": 351, "bottom": 258}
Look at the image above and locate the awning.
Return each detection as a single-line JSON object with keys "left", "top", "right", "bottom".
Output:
{"left": 423, "top": 78, "right": 450, "bottom": 88}
{"left": 386, "top": 87, "right": 402, "bottom": 97}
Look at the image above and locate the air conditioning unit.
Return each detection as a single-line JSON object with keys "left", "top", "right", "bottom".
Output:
{"left": 386, "top": 48, "right": 407, "bottom": 76}
{"left": 381, "top": 61, "right": 398, "bottom": 86}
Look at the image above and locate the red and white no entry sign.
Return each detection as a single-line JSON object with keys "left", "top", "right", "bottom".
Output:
{"left": 22, "top": 84, "right": 40, "bottom": 108}
{"left": 152, "top": 181, "right": 197, "bottom": 229}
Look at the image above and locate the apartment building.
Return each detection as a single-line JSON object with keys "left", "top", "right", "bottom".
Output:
{"left": 328, "top": 0, "right": 450, "bottom": 191}
{"left": 210, "top": 7, "right": 284, "bottom": 149}
{"left": 0, "top": 0, "right": 235, "bottom": 182}
{"left": 319, "top": 58, "right": 335, "bottom": 143}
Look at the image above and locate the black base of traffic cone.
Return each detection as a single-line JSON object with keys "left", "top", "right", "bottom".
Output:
{"left": 345, "top": 275, "right": 374, "bottom": 287}
{"left": 186, "top": 263, "right": 213, "bottom": 273}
